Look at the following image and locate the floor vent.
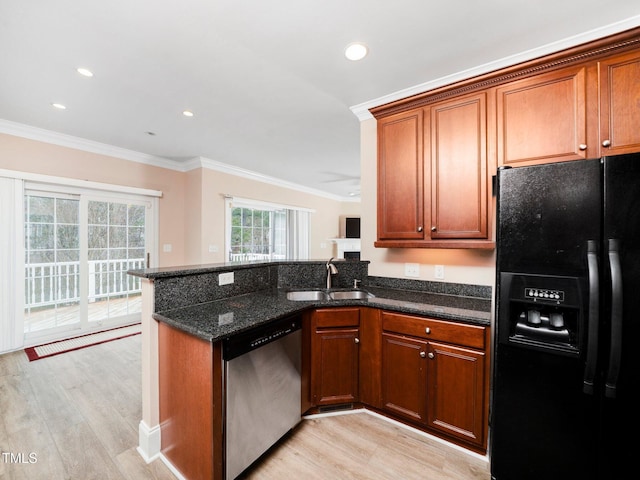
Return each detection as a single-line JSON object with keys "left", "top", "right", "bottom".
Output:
{"left": 318, "top": 403, "right": 354, "bottom": 414}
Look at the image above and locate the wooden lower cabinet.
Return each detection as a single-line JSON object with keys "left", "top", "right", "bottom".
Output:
{"left": 158, "top": 322, "right": 224, "bottom": 480}
{"left": 380, "top": 311, "right": 489, "bottom": 452}
{"left": 310, "top": 307, "right": 360, "bottom": 406}
{"left": 426, "top": 341, "right": 487, "bottom": 448}
{"left": 382, "top": 332, "right": 427, "bottom": 424}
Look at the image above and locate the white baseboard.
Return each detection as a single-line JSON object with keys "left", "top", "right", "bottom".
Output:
{"left": 137, "top": 420, "right": 161, "bottom": 463}
{"left": 159, "top": 453, "right": 187, "bottom": 480}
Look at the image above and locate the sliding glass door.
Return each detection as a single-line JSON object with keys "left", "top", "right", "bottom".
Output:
{"left": 24, "top": 188, "right": 154, "bottom": 343}
{"left": 86, "top": 199, "right": 146, "bottom": 326}
{"left": 24, "top": 193, "right": 81, "bottom": 334}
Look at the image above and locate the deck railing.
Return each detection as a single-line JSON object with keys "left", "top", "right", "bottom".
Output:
{"left": 25, "top": 259, "right": 145, "bottom": 308}
{"left": 229, "top": 253, "right": 285, "bottom": 262}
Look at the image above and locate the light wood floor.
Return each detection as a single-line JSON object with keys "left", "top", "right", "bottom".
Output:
{"left": 0, "top": 335, "right": 173, "bottom": 480}
{"left": 0, "top": 335, "right": 490, "bottom": 480}
{"left": 245, "top": 412, "right": 490, "bottom": 480}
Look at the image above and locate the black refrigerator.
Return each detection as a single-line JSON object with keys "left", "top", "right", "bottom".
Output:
{"left": 491, "top": 154, "right": 640, "bottom": 480}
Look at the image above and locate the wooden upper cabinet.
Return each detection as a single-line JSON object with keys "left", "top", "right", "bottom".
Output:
{"left": 599, "top": 50, "right": 640, "bottom": 156}
{"left": 377, "top": 109, "right": 424, "bottom": 240}
{"left": 495, "top": 65, "right": 590, "bottom": 167}
{"left": 375, "top": 94, "right": 493, "bottom": 247}
{"left": 428, "top": 92, "right": 488, "bottom": 239}
{"left": 372, "top": 29, "right": 640, "bottom": 249}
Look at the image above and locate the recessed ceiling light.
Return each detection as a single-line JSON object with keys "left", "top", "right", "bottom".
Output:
{"left": 77, "top": 67, "right": 94, "bottom": 77}
{"left": 51, "top": 103, "right": 66, "bottom": 110}
{"left": 345, "top": 42, "right": 368, "bottom": 61}
{"left": 182, "top": 110, "right": 194, "bottom": 117}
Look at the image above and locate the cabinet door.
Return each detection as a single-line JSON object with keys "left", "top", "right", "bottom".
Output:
{"left": 381, "top": 332, "right": 427, "bottom": 424}
{"left": 377, "top": 109, "right": 425, "bottom": 240}
{"left": 311, "top": 308, "right": 360, "bottom": 406}
{"left": 426, "top": 341, "right": 486, "bottom": 449}
{"left": 599, "top": 50, "right": 640, "bottom": 156}
{"left": 496, "top": 66, "right": 589, "bottom": 166}
{"left": 311, "top": 327, "right": 359, "bottom": 405}
{"left": 428, "top": 92, "right": 488, "bottom": 239}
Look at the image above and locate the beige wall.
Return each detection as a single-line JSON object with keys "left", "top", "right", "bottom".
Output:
{"left": 183, "top": 168, "right": 204, "bottom": 265}
{"left": 2, "top": 122, "right": 496, "bottom": 285}
{"left": 0, "top": 133, "right": 356, "bottom": 267}
{"left": 359, "top": 118, "right": 495, "bottom": 287}
{"left": 0, "top": 133, "right": 186, "bottom": 267}
{"left": 191, "top": 168, "right": 357, "bottom": 264}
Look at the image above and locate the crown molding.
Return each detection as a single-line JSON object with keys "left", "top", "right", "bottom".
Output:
{"left": 350, "top": 15, "right": 640, "bottom": 121}
{"left": 0, "top": 119, "right": 360, "bottom": 202}
{"left": 191, "top": 156, "right": 359, "bottom": 202}
{"left": 0, "top": 119, "right": 359, "bottom": 202}
{"left": 0, "top": 119, "right": 184, "bottom": 170}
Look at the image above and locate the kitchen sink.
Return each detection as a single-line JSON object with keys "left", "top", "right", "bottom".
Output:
{"left": 329, "top": 290, "right": 374, "bottom": 300}
{"left": 286, "top": 289, "right": 374, "bottom": 301}
{"left": 286, "top": 290, "right": 329, "bottom": 301}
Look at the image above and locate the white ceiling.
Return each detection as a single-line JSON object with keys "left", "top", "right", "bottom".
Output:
{"left": 1, "top": 1, "right": 639, "bottom": 200}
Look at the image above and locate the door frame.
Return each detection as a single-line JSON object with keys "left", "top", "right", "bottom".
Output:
{"left": 22, "top": 180, "right": 159, "bottom": 346}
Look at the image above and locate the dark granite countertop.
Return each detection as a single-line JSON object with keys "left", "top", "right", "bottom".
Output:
{"left": 152, "top": 285, "right": 492, "bottom": 342}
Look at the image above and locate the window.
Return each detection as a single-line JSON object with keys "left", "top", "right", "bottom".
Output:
{"left": 23, "top": 187, "right": 155, "bottom": 342}
{"left": 1, "top": 170, "right": 160, "bottom": 352}
{"left": 24, "top": 193, "right": 81, "bottom": 333}
{"left": 225, "top": 197, "right": 311, "bottom": 261}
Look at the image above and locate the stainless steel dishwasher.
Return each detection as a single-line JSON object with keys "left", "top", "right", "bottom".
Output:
{"left": 222, "top": 314, "right": 302, "bottom": 480}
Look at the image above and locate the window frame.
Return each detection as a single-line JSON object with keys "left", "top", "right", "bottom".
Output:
{"left": 23, "top": 182, "right": 158, "bottom": 344}
{"left": 224, "top": 196, "right": 312, "bottom": 261}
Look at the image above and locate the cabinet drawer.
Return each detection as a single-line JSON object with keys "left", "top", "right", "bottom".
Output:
{"left": 314, "top": 307, "right": 360, "bottom": 328}
{"left": 381, "top": 311, "right": 485, "bottom": 349}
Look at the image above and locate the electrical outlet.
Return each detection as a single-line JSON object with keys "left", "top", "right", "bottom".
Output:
{"left": 434, "top": 265, "right": 445, "bottom": 279}
{"left": 219, "top": 271, "right": 234, "bottom": 285}
{"left": 218, "top": 312, "right": 234, "bottom": 325}
{"left": 404, "top": 263, "right": 420, "bottom": 277}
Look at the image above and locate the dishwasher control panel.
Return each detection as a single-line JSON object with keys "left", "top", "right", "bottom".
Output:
{"left": 223, "top": 315, "right": 301, "bottom": 361}
{"left": 250, "top": 323, "right": 298, "bottom": 349}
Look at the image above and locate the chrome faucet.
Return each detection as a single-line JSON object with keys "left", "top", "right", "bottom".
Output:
{"left": 326, "top": 257, "right": 338, "bottom": 289}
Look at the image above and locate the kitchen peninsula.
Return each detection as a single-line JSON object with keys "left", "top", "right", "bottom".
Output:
{"left": 129, "top": 260, "right": 491, "bottom": 480}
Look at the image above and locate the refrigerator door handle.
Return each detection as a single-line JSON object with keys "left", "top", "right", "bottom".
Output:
{"left": 583, "top": 240, "right": 599, "bottom": 395}
{"left": 605, "top": 238, "right": 623, "bottom": 399}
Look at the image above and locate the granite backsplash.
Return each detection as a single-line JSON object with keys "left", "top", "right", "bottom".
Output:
{"left": 147, "top": 260, "right": 491, "bottom": 313}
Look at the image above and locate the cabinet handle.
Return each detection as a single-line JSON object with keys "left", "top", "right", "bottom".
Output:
{"left": 417, "top": 226, "right": 423, "bottom": 232}
{"left": 428, "top": 352, "right": 435, "bottom": 359}
{"left": 431, "top": 226, "right": 437, "bottom": 232}
{"left": 579, "top": 144, "right": 587, "bottom": 151}
{"left": 354, "top": 338, "right": 360, "bottom": 344}
{"left": 425, "top": 327, "right": 431, "bottom": 334}
{"left": 420, "top": 351, "right": 426, "bottom": 358}
{"left": 602, "top": 140, "right": 611, "bottom": 147}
